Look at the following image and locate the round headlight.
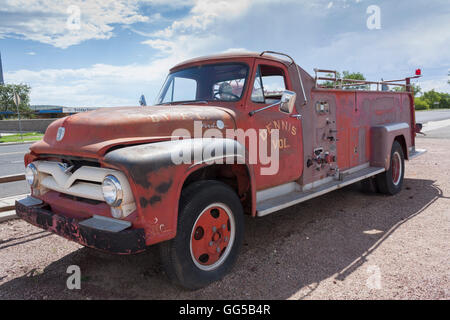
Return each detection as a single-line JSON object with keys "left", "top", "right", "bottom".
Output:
{"left": 25, "top": 163, "right": 38, "bottom": 187}
{"left": 102, "top": 175, "right": 123, "bottom": 207}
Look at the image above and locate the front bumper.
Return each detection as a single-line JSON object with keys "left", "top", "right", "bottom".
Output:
{"left": 15, "top": 198, "right": 146, "bottom": 255}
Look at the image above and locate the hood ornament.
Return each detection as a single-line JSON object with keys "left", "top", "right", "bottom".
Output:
{"left": 56, "top": 127, "right": 65, "bottom": 141}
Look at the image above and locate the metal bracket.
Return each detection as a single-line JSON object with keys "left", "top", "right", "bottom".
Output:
{"left": 260, "top": 51, "right": 308, "bottom": 106}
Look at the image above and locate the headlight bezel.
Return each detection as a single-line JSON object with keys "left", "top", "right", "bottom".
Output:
{"left": 102, "top": 175, "right": 123, "bottom": 207}
{"left": 25, "top": 163, "right": 39, "bottom": 187}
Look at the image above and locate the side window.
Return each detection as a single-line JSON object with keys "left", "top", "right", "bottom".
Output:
{"left": 262, "top": 75, "right": 286, "bottom": 104}
{"left": 251, "top": 65, "right": 287, "bottom": 104}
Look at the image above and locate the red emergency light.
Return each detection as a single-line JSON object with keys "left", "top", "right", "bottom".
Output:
{"left": 415, "top": 69, "right": 421, "bottom": 76}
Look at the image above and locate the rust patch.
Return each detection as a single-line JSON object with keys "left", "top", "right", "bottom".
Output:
{"left": 156, "top": 180, "right": 173, "bottom": 194}
{"left": 15, "top": 201, "right": 147, "bottom": 255}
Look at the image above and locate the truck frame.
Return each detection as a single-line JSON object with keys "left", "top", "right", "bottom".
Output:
{"left": 16, "top": 51, "right": 425, "bottom": 289}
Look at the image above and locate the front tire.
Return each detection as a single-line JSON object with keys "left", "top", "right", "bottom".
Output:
{"left": 159, "top": 180, "right": 244, "bottom": 290}
{"left": 375, "top": 140, "right": 405, "bottom": 195}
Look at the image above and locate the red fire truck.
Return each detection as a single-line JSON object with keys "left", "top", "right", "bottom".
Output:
{"left": 16, "top": 51, "right": 425, "bottom": 289}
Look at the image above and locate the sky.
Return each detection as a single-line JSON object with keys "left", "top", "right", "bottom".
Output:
{"left": 0, "top": 0, "right": 449, "bottom": 107}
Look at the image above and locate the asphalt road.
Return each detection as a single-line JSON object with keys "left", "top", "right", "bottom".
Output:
{"left": 0, "top": 143, "right": 31, "bottom": 198}
{"left": 0, "top": 136, "right": 448, "bottom": 299}
{"left": 415, "top": 109, "right": 450, "bottom": 123}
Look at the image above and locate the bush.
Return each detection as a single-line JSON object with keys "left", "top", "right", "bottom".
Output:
{"left": 414, "top": 97, "right": 430, "bottom": 110}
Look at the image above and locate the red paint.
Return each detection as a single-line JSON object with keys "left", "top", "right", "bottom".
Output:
{"left": 191, "top": 205, "right": 232, "bottom": 267}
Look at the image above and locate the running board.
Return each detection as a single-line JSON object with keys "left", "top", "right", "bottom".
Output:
{"left": 409, "top": 148, "right": 426, "bottom": 160}
{"left": 256, "top": 166, "right": 385, "bottom": 217}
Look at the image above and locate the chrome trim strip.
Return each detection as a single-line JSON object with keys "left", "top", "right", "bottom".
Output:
{"left": 408, "top": 148, "right": 427, "bottom": 160}
{"left": 79, "top": 215, "right": 131, "bottom": 233}
{"left": 257, "top": 166, "right": 385, "bottom": 217}
{"left": 256, "top": 182, "right": 299, "bottom": 203}
{"left": 377, "top": 122, "right": 410, "bottom": 132}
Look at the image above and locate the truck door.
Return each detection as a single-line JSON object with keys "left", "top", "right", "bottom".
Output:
{"left": 246, "top": 60, "right": 303, "bottom": 190}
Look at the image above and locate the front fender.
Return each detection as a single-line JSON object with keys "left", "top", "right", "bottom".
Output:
{"left": 102, "top": 138, "right": 254, "bottom": 245}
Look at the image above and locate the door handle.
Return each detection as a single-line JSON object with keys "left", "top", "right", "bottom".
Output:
{"left": 291, "top": 114, "right": 302, "bottom": 120}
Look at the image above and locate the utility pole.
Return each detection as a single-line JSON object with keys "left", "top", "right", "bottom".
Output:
{"left": 13, "top": 90, "right": 23, "bottom": 141}
{"left": 0, "top": 51, "right": 3, "bottom": 139}
{"left": 0, "top": 51, "right": 4, "bottom": 85}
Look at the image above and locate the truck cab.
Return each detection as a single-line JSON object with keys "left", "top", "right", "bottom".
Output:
{"left": 16, "top": 51, "right": 425, "bottom": 289}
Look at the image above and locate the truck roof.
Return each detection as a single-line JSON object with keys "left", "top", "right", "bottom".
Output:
{"left": 170, "top": 51, "right": 291, "bottom": 72}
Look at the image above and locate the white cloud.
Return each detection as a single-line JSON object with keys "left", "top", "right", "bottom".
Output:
{"left": 418, "top": 77, "right": 450, "bottom": 94}
{"left": 304, "top": 12, "right": 450, "bottom": 80}
{"left": 5, "top": 57, "right": 181, "bottom": 107}
{"left": 0, "top": 0, "right": 151, "bottom": 48}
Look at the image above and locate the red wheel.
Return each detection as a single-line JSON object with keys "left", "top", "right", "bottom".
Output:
{"left": 391, "top": 151, "right": 402, "bottom": 186}
{"left": 159, "top": 180, "right": 244, "bottom": 290}
{"left": 190, "top": 203, "right": 235, "bottom": 271}
{"left": 375, "top": 140, "right": 405, "bottom": 195}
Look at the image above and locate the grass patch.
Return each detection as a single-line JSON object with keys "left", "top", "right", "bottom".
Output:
{"left": 0, "top": 132, "right": 43, "bottom": 143}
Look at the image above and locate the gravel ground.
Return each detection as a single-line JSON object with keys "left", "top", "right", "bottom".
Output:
{"left": 0, "top": 137, "right": 449, "bottom": 300}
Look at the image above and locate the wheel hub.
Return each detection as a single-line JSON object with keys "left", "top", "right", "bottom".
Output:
{"left": 190, "top": 203, "right": 235, "bottom": 270}
{"left": 391, "top": 151, "right": 402, "bottom": 186}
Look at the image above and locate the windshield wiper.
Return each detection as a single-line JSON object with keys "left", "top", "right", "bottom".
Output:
{"left": 180, "top": 100, "right": 209, "bottom": 105}
{"left": 156, "top": 100, "right": 209, "bottom": 106}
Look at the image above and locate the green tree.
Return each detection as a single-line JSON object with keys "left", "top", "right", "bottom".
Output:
{"left": 393, "top": 83, "right": 421, "bottom": 97}
{"left": 413, "top": 89, "right": 450, "bottom": 110}
{"left": 322, "top": 71, "right": 368, "bottom": 90}
{"left": 0, "top": 83, "right": 32, "bottom": 119}
{"left": 422, "top": 90, "right": 442, "bottom": 109}
{"left": 414, "top": 97, "right": 430, "bottom": 110}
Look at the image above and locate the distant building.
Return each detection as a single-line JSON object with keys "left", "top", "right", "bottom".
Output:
{"left": 29, "top": 105, "right": 98, "bottom": 118}
{"left": 1, "top": 104, "right": 98, "bottom": 118}
{"left": 0, "top": 51, "right": 4, "bottom": 85}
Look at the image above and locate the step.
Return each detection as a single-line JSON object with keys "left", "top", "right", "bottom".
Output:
{"left": 256, "top": 166, "right": 385, "bottom": 217}
{"left": 409, "top": 148, "right": 426, "bottom": 160}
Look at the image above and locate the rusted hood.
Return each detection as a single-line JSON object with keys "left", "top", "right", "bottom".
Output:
{"left": 30, "top": 105, "right": 236, "bottom": 158}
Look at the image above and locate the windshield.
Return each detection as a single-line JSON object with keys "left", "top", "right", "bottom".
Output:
{"left": 156, "top": 63, "right": 249, "bottom": 105}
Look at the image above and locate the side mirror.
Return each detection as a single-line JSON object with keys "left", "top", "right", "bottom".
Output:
{"left": 139, "top": 94, "right": 147, "bottom": 106}
{"left": 279, "top": 90, "right": 296, "bottom": 114}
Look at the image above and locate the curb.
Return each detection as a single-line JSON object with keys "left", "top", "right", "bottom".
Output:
{"left": 0, "top": 141, "right": 37, "bottom": 146}
{"left": 0, "top": 210, "right": 18, "bottom": 223}
{"left": 0, "top": 194, "right": 28, "bottom": 218}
